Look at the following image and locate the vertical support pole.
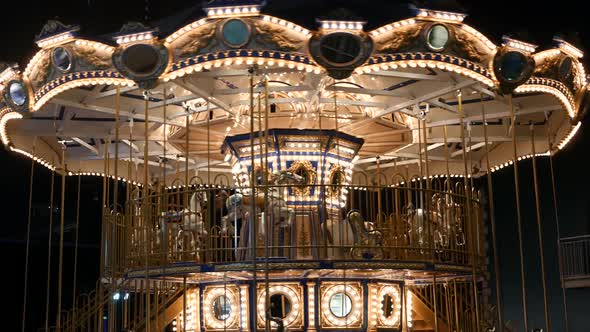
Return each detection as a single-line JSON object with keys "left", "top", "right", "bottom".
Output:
{"left": 457, "top": 90, "right": 480, "bottom": 331}
{"left": 143, "top": 91, "right": 151, "bottom": 332}
{"left": 547, "top": 131, "right": 570, "bottom": 332}
{"left": 249, "top": 67, "right": 258, "bottom": 332}
{"left": 481, "top": 94, "right": 504, "bottom": 331}
{"left": 183, "top": 276, "right": 187, "bottom": 332}
{"left": 531, "top": 124, "right": 551, "bottom": 331}
{"left": 509, "top": 96, "right": 529, "bottom": 332}
{"left": 44, "top": 170, "right": 55, "bottom": 332}
{"left": 56, "top": 147, "right": 67, "bottom": 329}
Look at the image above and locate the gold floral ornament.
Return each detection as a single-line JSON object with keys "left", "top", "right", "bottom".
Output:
{"left": 72, "top": 44, "right": 112, "bottom": 69}
{"left": 29, "top": 51, "right": 51, "bottom": 88}
{"left": 450, "top": 26, "right": 488, "bottom": 63}
{"left": 377, "top": 23, "right": 423, "bottom": 53}
{"left": 287, "top": 160, "right": 316, "bottom": 196}
{"left": 179, "top": 24, "right": 218, "bottom": 57}
{"left": 253, "top": 21, "right": 303, "bottom": 52}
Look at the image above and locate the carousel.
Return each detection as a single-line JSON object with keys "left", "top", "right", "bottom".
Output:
{"left": 4, "top": 1, "right": 588, "bottom": 331}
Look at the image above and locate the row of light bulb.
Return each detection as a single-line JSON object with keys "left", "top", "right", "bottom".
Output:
{"left": 115, "top": 32, "right": 154, "bottom": 45}
{"left": 354, "top": 59, "right": 495, "bottom": 88}
{"left": 36, "top": 32, "right": 74, "bottom": 48}
{"left": 163, "top": 57, "right": 322, "bottom": 82}
{"left": 416, "top": 9, "right": 466, "bottom": 22}
{"left": 33, "top": 76, "right": 135, "bottom": 111}
{"left": 515, "top": 83, "right": 575, "bottom": 118}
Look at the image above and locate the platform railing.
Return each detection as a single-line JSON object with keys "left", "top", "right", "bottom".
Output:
{"left": 106, "top": 182, "right": 485, "bottom": 273}
{"left": 560, "top": 235, "right": 590, "bottom": 282}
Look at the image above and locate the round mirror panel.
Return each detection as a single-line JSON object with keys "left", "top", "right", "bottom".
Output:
{"left": 270, "top": 293, "right": 292, "bottom": 318}
{"left": 121, "top": 44, "right": 160, "bottom": 76}
{"left": 213, "top": 295, "right": 232, "bottom": 321}
{"left": 9, "top": 81, "right": 27, "bottom": 107}
{"left": 427, "top": 24, "right": 450, "bottom": 51}
{"left": 52, "top": 47, "right": 72, "bottom": 72}
{"left": 319, "top": 33, "right": 362, "bottom": 65}
{"left": 498, "top": 51, "right": 528, "bottom": 82}
{"left": 222, "top": 19, "right": 250, "bottom": 47}
{"left": 329, "top": 292, "right": 353, "bottom": 318}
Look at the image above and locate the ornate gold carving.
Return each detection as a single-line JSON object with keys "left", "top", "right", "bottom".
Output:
{"left": 451, "top": 26, "right": 488, "bottom": 63}
{"left": 299, "top": 228, "right": 310, "bottom": 257}
{"left": 534, "top": 56, "right": 559, "bottom": 77}
{"left": 178, "top": 24, "right": 217, "bottom": 57}
{"left": 29, "top": 51, "right": 51, "bottom": 87}
{"left": 377, "top": 24, "right": 422, "bottom": 53}
{"left": 72, "top": 44, "right": 111, "bottom": 69}
{"left": 253, "top": 21, "right": 302, "bottom": 51}
{"left": 287, "top": 160, "right": 317, "bottom": 196}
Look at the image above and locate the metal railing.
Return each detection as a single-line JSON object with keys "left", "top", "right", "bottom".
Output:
{"left": 560, "top": 235, "right": 590, "bottom": 280}
{"left": 105, "top": 182, "right": 486, "bottom": 273}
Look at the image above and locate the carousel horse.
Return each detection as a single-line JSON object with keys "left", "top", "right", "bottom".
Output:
{"left": 220, "top": 170, "right": 303, "bottom": 258}
{"left": 347, "top": 210, "right": 383, "bottom": 259}
{"left": 403, "top": 202, "right": 428, "bottom": 252}
{"left": 157, "top": 192, "right": 208, "bottom": 261}
{"left": 221, "top": 170, "right": 303, "bottom": 234}
{"left": 403, "top": 195, "right": 466, "bottom": 256}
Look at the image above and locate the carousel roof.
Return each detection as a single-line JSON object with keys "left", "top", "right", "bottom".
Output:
{"left": 0, "top": 1, "right": 587, "bottom": 183}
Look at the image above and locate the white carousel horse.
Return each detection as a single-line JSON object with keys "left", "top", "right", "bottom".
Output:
{"left": 157, "top": 192, "right": 208, "bottom": 261}
{"left": 221, "top": 170, "right": 303, "bottom": 234}
{"left": 347, "top": 210, "right": 384, "bottom": 259}
{"left": 403, "top": 195, "right": 466, "bottom": 256}
{"left": 175, "top": 191, "right": 208, "bottom": 261}
{"left": 220, "top": 170, "right": 303, "bottom": 259}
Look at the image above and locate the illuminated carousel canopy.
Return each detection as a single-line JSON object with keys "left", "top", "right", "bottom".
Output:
{"left": 4, "top": 2, "right": 589, "bottom": 331}
{"left": 0, "top": 0, "right": 586, "bottom": 182}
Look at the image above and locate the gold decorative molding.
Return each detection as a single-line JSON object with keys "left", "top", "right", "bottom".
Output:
{"left": 253, "top": 21, "right": 303, "bottom": 52}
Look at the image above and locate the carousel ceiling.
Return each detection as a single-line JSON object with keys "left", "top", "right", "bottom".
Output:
{"left": 0, "top": 2, "right": 588, "bottom": 182}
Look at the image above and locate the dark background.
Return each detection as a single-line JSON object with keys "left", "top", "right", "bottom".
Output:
{"left": 1, "top": 0, "right": 589, "bottom": 331}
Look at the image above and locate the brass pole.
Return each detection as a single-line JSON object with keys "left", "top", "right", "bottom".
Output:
{"left": 263, "top": 77, "right": 271, "bottom": 332}
{"left": 422, "top": 114, "right": 438, "bottom": 332}
{"left": 21, "top": 151, "right": 35, "bottom": 332}
{"left": 98, "top": 138, "right": 110, "bottom": 332}
{"left": 143, "top": 91, "right": 151, "bottom": 332}
{"left": 531, "top": 124, "right": 551, "bottom": 331}
{"left": 249, "top": 68, "right": 258, "bottom": 332}
{"left": 547, "top": 134, "right": 570, "bottom": 332}
{"left": 457, "top": 90, "right": 480, "bottom": 331}
{"left": 108, "top": 85, "right": 121, "bottom": 332}
{"left": 183, "top": 276, "right": 187, "bottom": 332}
{"left": 44, "top": 170, "right": 55, "bottom": 332}
{"left": 72, "top": 173, "right": 81, "bottom": 325}
{"left": 56, "top": 147, "right": 67, "bottom": 330}
{"left": 453, "top": 279, "right": 459, "bottom": 330}
{"left": 481, "top": 93, "right": 504, "bottom": 331}
{"left": 509, "top": 95, "right": 529, "bottom": 332}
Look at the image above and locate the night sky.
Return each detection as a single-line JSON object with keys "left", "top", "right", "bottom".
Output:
{"left": 1, "top": 0, "right": 589, "bottom": 331}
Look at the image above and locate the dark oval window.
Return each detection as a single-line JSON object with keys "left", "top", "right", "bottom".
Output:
{"left": 427, "top": 24, "right": 449, "bottom": 51}
{"left": 52, "top": 47, "right": 72, "bottom": 72}
{"left": 558, "top": 56, "right": 573, "bottom": 80}
{"left": 498, "top": 51, "right": 528, "bottom": 82}
{"left": 382, "top": 294, "right": 394, "bottom": 318}
{"left": 8, "top": 81, "right": 27, "bottom": 106}
{"left": 121, "top": 44, "right": 160, "bottom": 76}
{"left": 319, "top": 33, "right": 362, "bottom": 65}
{"left": 270, "top": 293, "right": 292, "bottom": 318}
{"left": 222, "top": 19, "right": 250, "bottom": 47}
